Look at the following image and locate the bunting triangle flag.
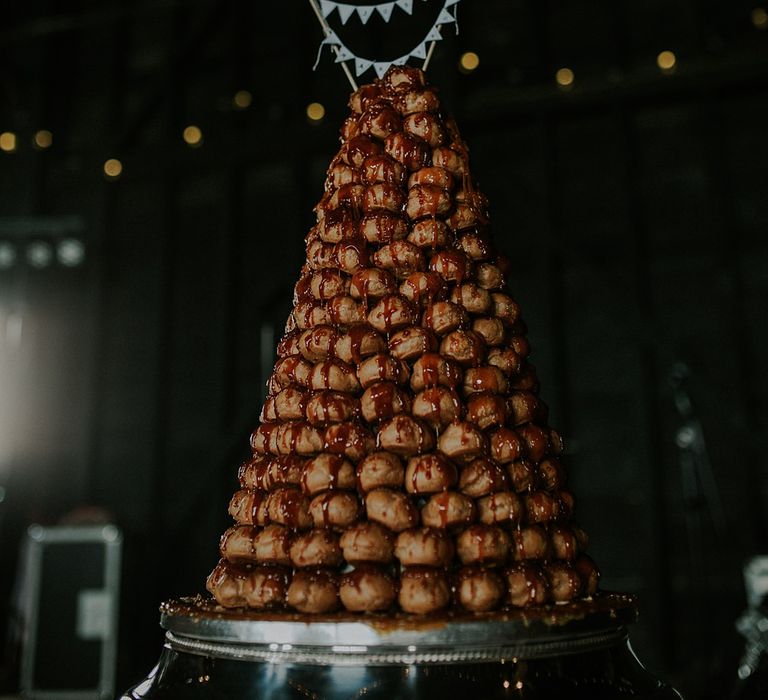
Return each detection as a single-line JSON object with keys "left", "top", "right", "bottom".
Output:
{"left": 312, "top": 0, "right": 462, "bottom": 76}
{"left": 437, "top": 8, "right": 455, "bottom": 24}
{"left": 410, "top": 41, "right": 428, "bottom": 60}
{"left": 355, "top": 58, "right": 374, "bottom": 76}
{"left": 334, "top": 45, "right": 355, "bottom": 62}
{"left": 337, "top": 3, "right": 356, "bottom": 24}
{"left": 322, "top": 29, "right": 341, "bottom": 45}
{"left": 395, "top": 0, "right": 413, "bottom": 15}
{"left": 357, "top": 6, "right": 375, "bottom": 24}
{"left": 376, "top": 3, "right": 394, "bottom": 21}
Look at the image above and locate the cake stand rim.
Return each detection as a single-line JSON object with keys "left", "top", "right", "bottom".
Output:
{"left": 159, "top": 591, "right": 637, "bottom": 652}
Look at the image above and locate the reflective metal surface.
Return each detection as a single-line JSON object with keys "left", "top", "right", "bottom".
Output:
{"left": 160, "top": 593, "right": 637, "bottom": 664}
{"left": 121, "top": 594, "right": 683, "bottom": 699}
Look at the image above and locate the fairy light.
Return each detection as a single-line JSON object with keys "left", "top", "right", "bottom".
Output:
{"left": 27, "top": 241, "right": 53, "bottom": 268}
{"left": 183, "top": 125, "right": 203, "bottom": 147}
{"left": 103, "top": 158, "right": 123, "bottom": 179}
{"left": 502, "top": 680, "right": 510, "bottom": 689}
{"left": 33, "top": 130, "right": 53, "bottom": 149}
{"left": 752, "top": 7, "right": 768, "bottom": 29}
{"left": 233, "top": 90, "right": 253, "bottom": 110}
{"left": 657, "top": 50, "right": 677, "bottom": 73}
{"left": 555, "top": 67, "right": 574, "bottom": 88}
{"left": 306, "top": 102, "right": 326, "bottom": 124}
{"left": 0, "top": 132, "right": 17, "bottom": 153}
{"left": 459, "top": 51, "right": 480, "bottom": 73}
{"left": 515, "top": 681, "right": 524, "bottom": 690}
{"left": 0, "top": 242, "right": 17, "bottom": 269}
{"left": 57, "top": 239, "right": 86, "bottom": 267}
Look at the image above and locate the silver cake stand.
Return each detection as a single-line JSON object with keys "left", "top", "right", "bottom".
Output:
{"left": 121, "top": 593, "right": 683, "bottom": 699}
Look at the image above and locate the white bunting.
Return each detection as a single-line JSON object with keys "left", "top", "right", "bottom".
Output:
{"left": 410, "top": 41, "right": 427, "bottom": 59}
{"left": 357, "top": 6, "right": 375, "bottom": 23}
{"left": 322, "top": 29, "right": 341, "bottom": 45}
{"left": 436, "top": 8, "right": 455, "bottom": 24}
{"left": 355, "top": 58, "right": 374, "bottom": 76}
{"left": 334, "top": 46, "right": 354, "bottom": 62}
{"left": 337, "top": 3, "right": 356, "bottom": 24}
{"left": 313, "top": 0, "right": 461, "bottom": 79}
{"left": 376, "top": 3, "right": 394, "bottom": 21}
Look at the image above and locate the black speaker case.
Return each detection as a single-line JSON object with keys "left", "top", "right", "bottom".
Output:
{"left": 19, "top": 524, "right": 122, "bottom": 700}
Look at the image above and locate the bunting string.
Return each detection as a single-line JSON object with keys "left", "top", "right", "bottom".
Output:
{"left": 308, "top": 0, "right": 359, "bottom": 90}
{"left": 319, "top": 0, "right": 430, "bottom": 25}
{"left": 312, "top": 0, "right": 461, "bottom": 80}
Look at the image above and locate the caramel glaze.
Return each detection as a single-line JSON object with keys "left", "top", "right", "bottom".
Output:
{"left": 362, "top": 381, "right": 410, "bottom": 423}
{"left": 359, "top": 103, "right": 401, "bottom": 140}
{"left": 342, "top": 135, "right": 383, "bottom": 168}
{"left": 339, "top": 564, "right": 398, "bottom": 612}
{"left": 454, "top": 566, "right": 505, "bottom": 612}
{"left": 305, "top": 390, "right": 360, "bottom": 426}
{"left": 208, "top": 65, "right": 603, "bottom": 615}
{"left": 301, "top": 454, "right": 354, "bottom": 495}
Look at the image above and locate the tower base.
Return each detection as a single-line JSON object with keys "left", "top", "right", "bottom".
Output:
{"left": 121, "top": 593, "right": 681, "bottom": 699}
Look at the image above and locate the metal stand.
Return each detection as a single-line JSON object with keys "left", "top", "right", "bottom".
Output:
{"left": 120, "top": 593, "right": 683, "bottom": 699}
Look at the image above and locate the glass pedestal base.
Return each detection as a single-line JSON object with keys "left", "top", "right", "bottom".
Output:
{"left": 121, "top": 593, "right": 682, "bottom": 700}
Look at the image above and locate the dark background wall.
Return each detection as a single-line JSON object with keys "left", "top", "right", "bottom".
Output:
{"left": 0, "top": 0, "right": 767, "bottom": 696}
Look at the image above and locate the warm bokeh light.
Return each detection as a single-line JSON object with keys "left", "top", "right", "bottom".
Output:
{"left": 555, "top": 67, "right": 574, "bottom": 87}
{"left": 459, "top": 51, "right": 480, "bottom": 72}
{"left": 183, "top": 125, "right": 203, "bottom": 147}
{"left": 103, "top": 158, "right": 123, "bottom": 179}
{"left": 33, "top": 130, "right": 53, "bottom": 149}
{"left": 233, "top": 89, "right": 253, "bottom": 109}
{"left": 657, "top": 50, "right": 677, "bottom": 72}
{"left": 752, "top": 7, "right": 768, "bottom": 29}
{"left": 306, "top": 102, "right": 326, "bottom": 123}
{"left": 0, "top": 132, "right": 17, "bottom": 152}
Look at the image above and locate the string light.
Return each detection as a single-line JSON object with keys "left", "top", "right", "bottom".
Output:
{"left": 752, "top": 7, "right": 768, "bottom": 29}
{"left": 57, "top": 239, "right": 86, "bottom": 267}
{"left": 183, "top": 125, "right": 203, "bottom": 147}
{"left": 26, "top": 241, "right": 53, "bottom": 269}
{"left": 515, "top": 681, "right": 524, "bottom": 690}
{"left": 103, "top": 158, "right": 123, "bottom": 179}
{"left": 502, "top": 680, "right": 510, "bottom": 689}
{"left": 555, "top": 67, "right": 574, "bottom": 88}
{"left": 233, "top": 90, "right": 252, "bottom": 110}
{"left": 33, "top": 130, "right": 53, "bottom": 149}
{"left": 657, "top": 50, "right": 677, "bottom": 73}
{"left": 0, "top": 242, "right": 17, "bottom": 269}
{"left": 0, "top": 132, "right": 17, "bottom": 153}
{"left": 306, "top": 102, "right": 325, "bottom": 124}
{"left": 459, "top": 51, "right": 480, "bottom": 73}
{"left": 9, "top": 38, "right": 709, "bottom": 177}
